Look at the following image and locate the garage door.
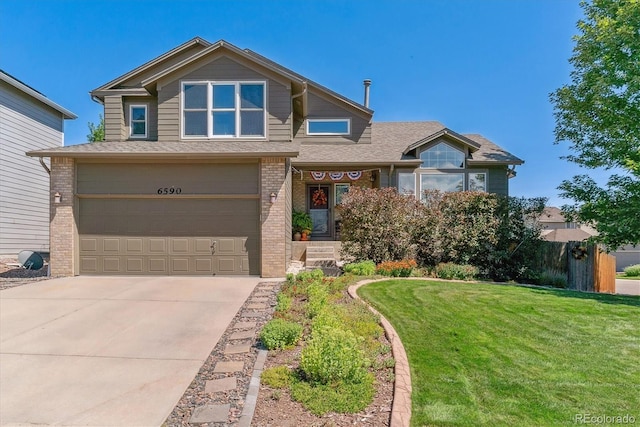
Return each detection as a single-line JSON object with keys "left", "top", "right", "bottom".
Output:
{"left": 77, "top": 163, "right": 260, "bottom": 276}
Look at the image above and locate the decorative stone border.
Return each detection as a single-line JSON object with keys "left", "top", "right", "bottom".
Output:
{"left": 348, "top": 279, "right": 412, "bottom": 427}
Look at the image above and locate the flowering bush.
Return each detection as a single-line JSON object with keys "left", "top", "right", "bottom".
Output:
{"left": 376, "top": 259, "right": 417, "bottom": 277}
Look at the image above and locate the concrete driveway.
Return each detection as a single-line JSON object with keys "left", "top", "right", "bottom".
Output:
{"left": 0, "top": 276, "right": 261, "bottom": 426}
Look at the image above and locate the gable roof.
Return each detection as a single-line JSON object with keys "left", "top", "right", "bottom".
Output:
{"left": 403, "top": 128, "right": 481, "bottom": 155}
{"left": 293, "top": 121, "right": 523, "bottom": 166}
{"left": 91, "top": 37, "right": 211, "bottom": 94}
{"left": 0, "top": 70, "right": 77, "bottom": 119}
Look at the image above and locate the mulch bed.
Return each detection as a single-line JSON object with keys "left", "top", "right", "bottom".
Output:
{"left": 0, "top": 257, "right": 49, "bottom": 290}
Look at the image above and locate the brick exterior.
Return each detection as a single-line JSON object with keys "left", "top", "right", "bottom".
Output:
{"left": 260, "top": 157, "right": 288, "bottom": 277}
{"left": 50, "top": 157, "right": 76, "bottom": 277}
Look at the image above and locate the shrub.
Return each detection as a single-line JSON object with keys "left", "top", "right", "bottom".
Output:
{"left": 538, "top": 269, "right": 568, "bottom": 288}
{"left": 260, "top": 366, "right": 294, "bottom": 388}
{"left": 376, "top": 259, "right": 417, "bottom": 277}
{"left": 300, "top": 326, "right": 369, "bottom": 385}
{"left": 290, "top": 374, "right": 375, "bottom": 415}
{"left": 295, "top": 268, "right": 325, "bottom": 282}
{"left": 260, "top": 318, "right": 303, "bottom": 350}
{"left": 338, "top": 187, "right": 421, "bottom": 263}
{"left": 306, "top": 282, "right": 329, "bottom": 319}
{"left": 435, "top": 263, "right": 479, "bottom": 281}
{"left": 624, "top": 264, "right": 640, "bottom": 277}
{"left": 343, "top": 260, "right": 376, "bottom": 276}
{"left": 275, "top": 292, "right": 292, "bottom": 312}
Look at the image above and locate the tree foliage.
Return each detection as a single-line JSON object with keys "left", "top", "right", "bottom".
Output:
{"left": 550, "top": 0, "right": 640, "bottom": 249}
{"left": 87, "top": 114, "right": 105, "bottom": 142}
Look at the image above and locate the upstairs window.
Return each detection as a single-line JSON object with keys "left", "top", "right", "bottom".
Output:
{"left": 182, "top": 81, "right": 265, "bottom": 138}
{"left": 307, "top": 119, "right": 351, "bottom": 136}
{"left": 420, "top": 142, "right": 465, "bottom": 168}
{"left": 129, "top": 105, "right": 147, "bottom": 138}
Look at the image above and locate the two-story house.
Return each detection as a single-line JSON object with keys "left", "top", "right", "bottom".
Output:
{"left": 1, "top": 70, "right": 76, "bottom": 256}
{"left": 28, "top": 38, "right": 523, "bottom": 278}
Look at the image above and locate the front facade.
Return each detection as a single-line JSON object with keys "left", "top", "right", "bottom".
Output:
{"left": 28, "top": 38, "right": 523, "bottom": 277}
{"left": 0, "top": 70, "right": 76, "bottom": 255}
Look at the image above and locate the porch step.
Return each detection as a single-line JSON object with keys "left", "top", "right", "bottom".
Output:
{"left": 305, "top": 246, "right": 336, "bottom": 268}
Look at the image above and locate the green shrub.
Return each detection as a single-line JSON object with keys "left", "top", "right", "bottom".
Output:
{"left": 435, "top": 262, "right": 479, "bottom": 281}
{"left": 538, "top": 269, "right": 568, "bottom": 288}
{"left": 290, "top": 374, "right": 375, "bottom": 415}
{"left": 260, "top": 366, "right": 293, "bottom": 388}
{"left": 306, "top": 282, "right": 329, "bottom": 319}
{"left": 260, "top": 318, "right": 303, "bottom": 350}
{"left": 376, "top": 259, "right": 417, "bottom": 277}
{"left": 343, "top": 260, "right": 376, "bottom": 276}
{"left": 275, "top": 292, "right": 292, "bottom": 312}
{"left": 624, "top": 264, "right": 640, "bottom": 277}
{"left": 300, "top": 326, "right": 369, "bottom": 385}
{"left": 295, "top": 268, "right": 324, "bottom": 282}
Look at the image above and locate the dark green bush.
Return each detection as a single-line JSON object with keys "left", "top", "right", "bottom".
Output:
{"left": 435, "top": 263, "right": 479, "bottom": 281}
{"left": 343, "top": 260, "right": 376, "bottom": 276}
{"left": 260, "top": 318, "right": 303, "bottom": 350}
{"left": 300, "top": 326, "right": 369, "bottom": 385}
{"left": 538, "top": 269, "right": 568, "bottom": 288}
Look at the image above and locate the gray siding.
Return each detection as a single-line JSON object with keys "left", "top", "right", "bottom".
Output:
{"left": 104, "top": 95, "right": 124, "bottom": 141}
{"left": 0, "top": 80, "right": 64, "bottom": 254}
{"left": 297, "top": 91, "right": 371, "bottom": 144}
{"left": 485, "top": 166, "right": 508, "bottom": 196}
{"left": 157, "top": 55, "right": 291, "bottom": 142}
{"left": 123, "top": 96, "right": 158, "bottom": 141}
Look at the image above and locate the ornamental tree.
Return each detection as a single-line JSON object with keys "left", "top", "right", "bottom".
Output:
{"left": 550, "top": 0, "right": 640, "bottom": 249}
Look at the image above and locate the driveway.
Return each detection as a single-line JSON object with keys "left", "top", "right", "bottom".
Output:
{"left": 0, "top": 276, "right": 262, "bottom": 426}
{"left": 616, "top": 278, "right": 640, "bottom": 296}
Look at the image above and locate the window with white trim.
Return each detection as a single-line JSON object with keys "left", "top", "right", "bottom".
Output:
{"left": 307, "top": 119, "right": 351, "bottom": 135}
{"left": 398, "top": 173, "right": 416, "bottom": 196}
{"left": 420, "top": 173, "right": 464, "bottom": 199}
{"left": 182, "top": 81, "right": 266, "bottom": 138}
{"left": 468, "top": 173, "right": 487, "bottom": 192}
{"left": 420, "top": 142, "right": 465, "bottom": 168}
{"left": 129, "top": 105, "right": 147, "bottom": 138}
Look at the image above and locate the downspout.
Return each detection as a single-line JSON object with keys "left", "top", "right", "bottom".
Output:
{"left": 38, "top": 157, "right": 51, "bottom": 175}
{"left": 290, "top": 82, "right": 307, "bottom": 141}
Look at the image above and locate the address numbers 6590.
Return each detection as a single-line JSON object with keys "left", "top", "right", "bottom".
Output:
{"left": 157, "top": 187, "right": 182, "bottom": 195}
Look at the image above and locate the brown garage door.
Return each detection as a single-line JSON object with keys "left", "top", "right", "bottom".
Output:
{"left": 77, "top": 163, "right": 260, "bottom": 276}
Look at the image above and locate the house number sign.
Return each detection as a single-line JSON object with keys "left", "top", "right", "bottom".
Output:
{"left": 157, "top": 187, "right": 182, "bottom": 195}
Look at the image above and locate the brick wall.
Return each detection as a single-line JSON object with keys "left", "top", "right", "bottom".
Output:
{"left": 50, "top": 157, "right": 76, "bottom": 276}
{"left": 260, "top": 157, "right": 288, "bottom": 277}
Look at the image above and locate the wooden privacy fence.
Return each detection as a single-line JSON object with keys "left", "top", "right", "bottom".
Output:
{"left": 536, "top": 241, "right": 616, "bottom": 293}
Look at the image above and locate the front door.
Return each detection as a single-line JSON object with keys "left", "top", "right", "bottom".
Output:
{"left": 308, "top": 185, "right": 331, "bottom": 239}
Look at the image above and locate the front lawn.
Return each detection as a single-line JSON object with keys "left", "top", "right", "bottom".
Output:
{"left": 358, "top": 280, "right": 640, "bottom": 426}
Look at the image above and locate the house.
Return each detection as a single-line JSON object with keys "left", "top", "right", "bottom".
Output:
{"left": 27, "top": 38, "right": 523, "bottom": 278}
{"left": 0, "top": 70, "right": 76, "bottom": 256}
{"left": 540, "top": 207, "right": 639, "bottom": 271}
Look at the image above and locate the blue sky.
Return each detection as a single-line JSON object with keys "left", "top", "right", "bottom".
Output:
{"left": 1, "top": 0, "right": 597, "bottom": 206}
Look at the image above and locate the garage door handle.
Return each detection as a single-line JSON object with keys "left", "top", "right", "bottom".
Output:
{"left": 210, "top": 241, "right": 216, "bottom": 254}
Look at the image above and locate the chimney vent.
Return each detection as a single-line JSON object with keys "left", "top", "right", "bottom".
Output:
{"left": 363, "top": 79, "right": 371, "bottom": 108}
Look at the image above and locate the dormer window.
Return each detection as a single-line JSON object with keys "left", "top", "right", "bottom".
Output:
{"left": 307, "top": 119, "right": 351, "bottom": 136}
{"left": 182, "top": 81, "right": 266, "bottom": 138}
{"left": 420, "top": 142, "right": 465, "bottom": 168}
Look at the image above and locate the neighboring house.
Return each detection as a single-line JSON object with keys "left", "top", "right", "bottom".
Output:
{"left": 27, "top": 38, "right": 523, "bottom": 278}
{"left": 540, "top": 206, "right": 639, "bottom": 271}
{"left": 0, "top": 70, "right": 76, "bottom": 256}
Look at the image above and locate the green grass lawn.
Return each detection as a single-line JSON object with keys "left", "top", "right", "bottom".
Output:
{"left": 358, "top": 280, "right": 640, "bottom": 426}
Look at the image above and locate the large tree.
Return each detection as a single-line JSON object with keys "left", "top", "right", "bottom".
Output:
{"left": 550, "top": 0, "right": 640, "bottom": 249}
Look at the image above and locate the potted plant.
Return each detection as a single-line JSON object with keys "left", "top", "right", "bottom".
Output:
{"left": 292, "top": 210, "right": 313, "bottom": 241}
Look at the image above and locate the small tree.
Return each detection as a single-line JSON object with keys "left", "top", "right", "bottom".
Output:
{"left": 87, "top": 114, "right": 105, "bottom": 142}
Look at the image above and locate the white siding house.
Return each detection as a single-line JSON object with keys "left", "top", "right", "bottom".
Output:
{"left": 0, "top": 70, "right": 76, "bottom": 255}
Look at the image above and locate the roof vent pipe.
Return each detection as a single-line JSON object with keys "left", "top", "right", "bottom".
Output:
{"left": 363, "top": 79, "right": 371, "bottom": 108}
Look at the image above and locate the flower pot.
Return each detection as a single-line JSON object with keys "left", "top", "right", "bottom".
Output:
{"left": 301, "top": 232, "right": 309, "bottom": 241}
{"left": 293, "top": 232, "right": 301, "bottom": 241}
